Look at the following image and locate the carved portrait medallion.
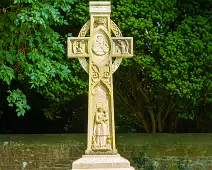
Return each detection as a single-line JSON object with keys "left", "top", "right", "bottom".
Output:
{"left": 92, "top": 33, "right": 109, "bottom": 56}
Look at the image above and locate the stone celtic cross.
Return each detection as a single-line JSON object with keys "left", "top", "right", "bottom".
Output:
{"left": 67, "top": 1, "right": 133, "bottom": 155}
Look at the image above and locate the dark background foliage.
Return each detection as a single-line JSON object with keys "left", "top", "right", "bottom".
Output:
{"left": 0, "top": 0, "right": 211, "bottom": 133}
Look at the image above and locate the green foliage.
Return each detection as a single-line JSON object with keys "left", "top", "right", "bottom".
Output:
{"left": 113, "top": 0, "right": 211, "bottom": 103}
{"left": 0, "top": 0, "right": 88, "bottom": 117}
{"left": 67, "top": 0, "right": 212, "bottom": 132}
{"left": 0, "top": 64, "right": 15, "bottom": 85}
{"left": 69, "top": 0, "right": 89, "bottom": 26}
{"left": 1, "top": 0, "right": 211, "bottom": 130}
{"left": 112, "top": 0, "right": 212, "bottom": 131}
{"left": 7, "top": 89, "right": 30, "bottom": 116}
{"left": 132, "top": 152, "right": 156, "bottom": 169}
{"left": 132, "top": 153, "right": 207, "bottom": 169}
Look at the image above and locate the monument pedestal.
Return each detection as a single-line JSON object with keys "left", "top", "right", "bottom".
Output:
{"left": 72, "top": 155, "right": 135, "bottom": 170}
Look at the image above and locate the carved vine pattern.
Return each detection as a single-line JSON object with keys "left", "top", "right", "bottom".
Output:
{"left": 91, "top": 61, "right": 111, "bottom": 92}
{"left": 78, "top": 21, "right": 90, "bottom": 72}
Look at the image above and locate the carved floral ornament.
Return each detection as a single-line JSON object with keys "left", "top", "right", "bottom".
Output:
{"left": 91, "top": 61, "right": 111, "bottom": 95}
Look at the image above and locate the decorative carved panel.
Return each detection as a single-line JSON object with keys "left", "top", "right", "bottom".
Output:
{"left": 67, "top": 37, "right": 89, "bottom": 58}
{"left": 112, "top": 37, "right": 133, "bottom": 57}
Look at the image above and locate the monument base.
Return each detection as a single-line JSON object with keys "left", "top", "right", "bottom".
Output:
{"left": 72, "top": 154, "right": 135, "bottom": 170}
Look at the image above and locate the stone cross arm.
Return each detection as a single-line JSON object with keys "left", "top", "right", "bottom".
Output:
{"left": 67, "top": 36, "right": 133, "bottom": 59}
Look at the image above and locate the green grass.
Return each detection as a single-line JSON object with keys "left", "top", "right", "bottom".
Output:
{"left": 0, "top": 134, "right": 86, "bottom": 145}
{"left": 1, "top": 133, "right": 212, "bottom": 146}
{"left": 116, "top": 133, "right": 212, "bottom": 145}
{"left": 1, "top": 133, "right": 212, "bottom": 169}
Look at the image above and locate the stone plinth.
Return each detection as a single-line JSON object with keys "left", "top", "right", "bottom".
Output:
{"left": 72, "top": 154, "right": 135, "bottom": 170}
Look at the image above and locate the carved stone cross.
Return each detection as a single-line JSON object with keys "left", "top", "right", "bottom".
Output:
{"left": 67, "top": 1, "right": 133, "bottom": 155}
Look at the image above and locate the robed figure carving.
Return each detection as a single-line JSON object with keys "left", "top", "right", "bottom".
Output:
{"left": 92, "top": 102, "right": 111, "bottom": 150}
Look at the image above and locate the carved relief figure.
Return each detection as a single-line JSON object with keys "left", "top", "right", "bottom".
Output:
{"left": 92, "top": 102, "right": 111, "bottom": 150}
{"left": 73, "top": 40, "right": 86, "bottom": 54}
{"left": 115, "top": 39, "right": 129, "bottom": 54}
{"left": 92, "top": 33, "right": 109, "bottom": 56}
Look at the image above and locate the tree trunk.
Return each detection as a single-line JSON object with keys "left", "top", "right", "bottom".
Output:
{"left": 148, "top": 108, "right": 156, "bottom": 133}
{"left": 172, "top": 115, "right": 178, "bottom": 132}
{"left": 158, "top": 110, "right": 162, "bottom": 132}
{"left": 139, "top": 112, "right": 150, "bottom": 133}
{"left": 161, "top": 98, "right": 174, "bottom": 131}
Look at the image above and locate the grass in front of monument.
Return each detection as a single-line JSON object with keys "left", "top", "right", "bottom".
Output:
{"left": 1, "top": 133, "right": 212, "bottom": 157}
{"left": 0, "top": 133, "right": 86, "bottom": 145}
{"left": 116, "top": 133, "right": 212, "bottom": 145}
{"left": 1, "top": 133, "right": 212, "bottom": 156}
{"left": 1, "top": 133, "right": 212, "bottom": 145}
{"left": 116, "top": 133, "right": 212, "bottom": 169}
{"left": 1, "top": 133, "right": 212, "bottom": 169}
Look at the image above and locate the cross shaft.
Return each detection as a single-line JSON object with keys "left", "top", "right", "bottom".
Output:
{"left": 67, "top": 1, "right": 133, "bottom": 155}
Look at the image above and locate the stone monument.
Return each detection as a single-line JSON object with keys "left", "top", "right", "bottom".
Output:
{"left": 67, "top": 1, "right": 134, "bottom": 169}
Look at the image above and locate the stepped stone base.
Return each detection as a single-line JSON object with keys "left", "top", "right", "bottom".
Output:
{"left": 72, "top": 154, "right": 135, "bottom": 170}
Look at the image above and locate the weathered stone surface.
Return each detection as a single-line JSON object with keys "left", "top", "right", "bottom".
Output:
{"left": 67, "top": 1, "right": 134, "bottom": 169}
{"left": 72, "top": 155, "right": 134, "bottom": 170}
{"left": 67, "top": 1, "right": 133, "bottom": 170}
{"left": 67, "top": 1, "right": 133, "bottom": 155}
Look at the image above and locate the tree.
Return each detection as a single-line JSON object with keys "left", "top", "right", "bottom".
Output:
{"left": 1, "top": 0, "right": 211, "bottom": 133}
{"left": 112, "top": 0, "right": 212, "bottom": 132}
{"left": 64, "top": 0, "right": 212, "bottom": 133}
{"left": 0, "top": 0, "right": 88, "bottom": 117}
